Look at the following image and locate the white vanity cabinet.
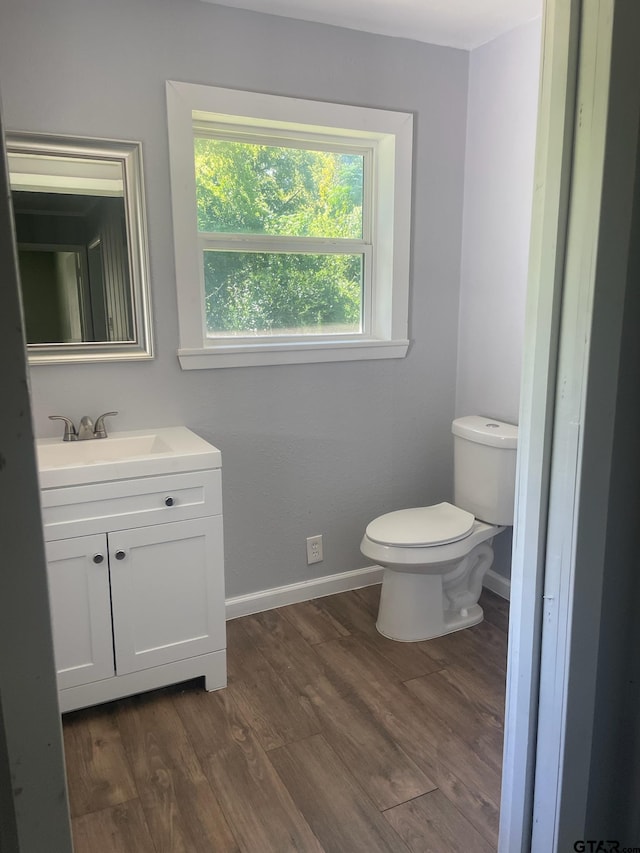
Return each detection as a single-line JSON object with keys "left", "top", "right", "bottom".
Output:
{"left": 45, "top": 533, "right": 115, "bottom": 690}
{"left": 38, "top": 429, "right": 226, "bottom": 713}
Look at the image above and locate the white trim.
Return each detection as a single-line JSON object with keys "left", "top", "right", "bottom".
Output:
{"left": 225, "top": 566, "right": 383, "bottom": 620}
{"left": 225, "top": 564, "right": 509, "bottom": 621}
{"left": 483, "top": 569, "right": 511, "bottom": 601}
{"left": 179, "top": 338, "right": 409, "bottom": 369}
{"left": 166, "top": 81, "right": 413, "bottom": 369}
{"left": 531, "top": 2, "right": 640, "bottom": 848}
{"left": 197, "top": 234, "right": 368, "bottom": 253}
{"left": 57, "top": 650, "right": 226, "bottom": 714}
{"left": 531, "top": 3, "right": 613, "bottom": 841}
{"left": 500, "top": 2, "right": 580, "bottom": 850}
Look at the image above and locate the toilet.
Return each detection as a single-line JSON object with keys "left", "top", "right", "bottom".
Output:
{"left": 360, "top": 415, "right": 518, "bottom": 642}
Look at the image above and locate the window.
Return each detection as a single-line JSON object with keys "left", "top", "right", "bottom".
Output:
{"left": 166, "top": 82, "right": 412, "bottom": 369}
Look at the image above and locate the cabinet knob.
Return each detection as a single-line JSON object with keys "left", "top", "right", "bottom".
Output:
{"left": 165, "top": 496, "right": 175, "bottom": 507}
{"left": 115, "top": 550, "right": 126, "bottom": 561}
{"left": 92, "top": 553, "right": 104, "bottom": 564}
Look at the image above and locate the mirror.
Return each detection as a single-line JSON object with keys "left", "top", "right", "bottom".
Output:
{"left": 6, "top": 132, "right": 153, "bottom": 363}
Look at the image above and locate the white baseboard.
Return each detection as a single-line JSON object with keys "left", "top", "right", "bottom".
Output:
{"left": 226, "top": 565, "right": 383, "bottom": 621}
{"left": 225, "top": 563, "right": 510, "bottom": 621}
{"left": 483, "top": 568, "right": 511, "bottom": 600}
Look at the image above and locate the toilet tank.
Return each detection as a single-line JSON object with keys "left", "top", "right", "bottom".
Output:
{"left": 452, "top": 416, "right": 518, "bottom": 526}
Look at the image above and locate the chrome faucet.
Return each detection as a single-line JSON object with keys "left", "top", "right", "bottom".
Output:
{"left": 49, "top": 411, "right": 118, "bottom": 441}
{"left": 48, "top": 415, "right": 78, "bottom": 442}
{"left": 90, "top": 412, "right": 118, "bottom": 439}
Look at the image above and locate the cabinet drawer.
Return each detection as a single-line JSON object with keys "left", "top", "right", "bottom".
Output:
{"left": 42, "top": 469, "right": 221, "bottom": 540}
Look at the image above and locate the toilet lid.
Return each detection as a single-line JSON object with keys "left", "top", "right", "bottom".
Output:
{"left": 365, "top": 502, "right": 475, "bottom": 547}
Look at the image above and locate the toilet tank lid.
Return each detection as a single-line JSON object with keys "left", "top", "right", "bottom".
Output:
{"left": 452, "top": 416, "right": 518, "bottom": 449}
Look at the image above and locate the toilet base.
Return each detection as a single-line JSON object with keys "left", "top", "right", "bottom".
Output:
{"left": 375, "top": 549, "right": 491, "bottom": 642}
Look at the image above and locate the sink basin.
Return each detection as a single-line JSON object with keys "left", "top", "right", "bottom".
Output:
{"left": 37, "top": 427, "right": 221, "bottom": 488}
{"left": 38, "top": 433, "right": 174, "bottom": 467}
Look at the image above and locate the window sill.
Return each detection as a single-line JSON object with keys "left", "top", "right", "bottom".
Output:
{"left": 177, "top": 337, "right": 410, "bottom": 369}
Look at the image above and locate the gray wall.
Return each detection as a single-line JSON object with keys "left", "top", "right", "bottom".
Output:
{"left": 0, "top": 0, "right": 468, "bottom": 598}
{"left": 457, "top": 19, "right": 541, "bottom": 426}
{"left": 457, "top": 19, "right": 541, "bottom": 580}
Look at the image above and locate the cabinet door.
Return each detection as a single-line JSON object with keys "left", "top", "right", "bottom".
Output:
{"left": 108, "top": 516, "right": 225, "bottom": 675}
{"left": 45, "top": 535, "right": 115, "bottom": 689}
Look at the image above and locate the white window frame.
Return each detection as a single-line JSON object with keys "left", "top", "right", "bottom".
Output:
{"left": 166, "top": 81, "right": 413, "bottom": 369}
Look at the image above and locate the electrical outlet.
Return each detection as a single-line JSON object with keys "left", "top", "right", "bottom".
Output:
{"left": 306, "top": 534, "right": 323, "bottom": 565}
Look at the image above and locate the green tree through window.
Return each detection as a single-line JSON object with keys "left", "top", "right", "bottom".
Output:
{"left": 194, "top": 138, "right": 365, "bottom": 336}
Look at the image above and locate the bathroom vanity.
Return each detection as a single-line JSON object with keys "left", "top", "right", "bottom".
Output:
{"left": 36, "top": 427, "right": 226, "bottom": 712}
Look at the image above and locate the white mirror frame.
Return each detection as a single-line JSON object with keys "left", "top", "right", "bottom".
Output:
{"left": 6, "top": 132, "right": 154, "bottom": 364}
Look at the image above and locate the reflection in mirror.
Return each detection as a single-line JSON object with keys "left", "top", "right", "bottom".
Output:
{"left": 6, "top": 133, "right": 153, "bottom": 363}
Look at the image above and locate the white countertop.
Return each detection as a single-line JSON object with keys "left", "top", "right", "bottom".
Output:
{"left": 36, "top": 427, "right": 221, "bottom": 489}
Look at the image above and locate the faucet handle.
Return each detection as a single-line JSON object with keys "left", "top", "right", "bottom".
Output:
{"left": 49, "top": 415, "right": 78, "bottom": 442}
{"left": 94, "top": 411, "right": 118, "bottom": 439}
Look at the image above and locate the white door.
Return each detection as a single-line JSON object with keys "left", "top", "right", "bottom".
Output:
{"left": 45, "top": 534, "right": 115, "bottom": 690}
{"left": 108, "top": 516, "right": 225, "bottom": 675}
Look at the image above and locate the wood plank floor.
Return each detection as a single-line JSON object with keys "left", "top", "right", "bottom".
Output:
{"left": 62, "top": 587, "right": 508, "bottom": 853}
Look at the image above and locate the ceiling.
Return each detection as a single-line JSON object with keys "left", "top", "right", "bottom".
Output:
{"left": 202, "top": 0, "right": 542, "bottom": 50}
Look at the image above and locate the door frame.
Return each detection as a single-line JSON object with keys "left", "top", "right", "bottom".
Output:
{"left": 499, "top": 1, "right": 579, "bottom": 848}
{"left": 0, "top": 106, "right": 73, "bottom": 850}
{"left": 501, "top": 0, "right": 640, "bottom": 848}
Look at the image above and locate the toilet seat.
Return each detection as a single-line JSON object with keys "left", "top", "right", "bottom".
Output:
{"left": 365, "top": 502, "right": 475, "bottom": 547}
